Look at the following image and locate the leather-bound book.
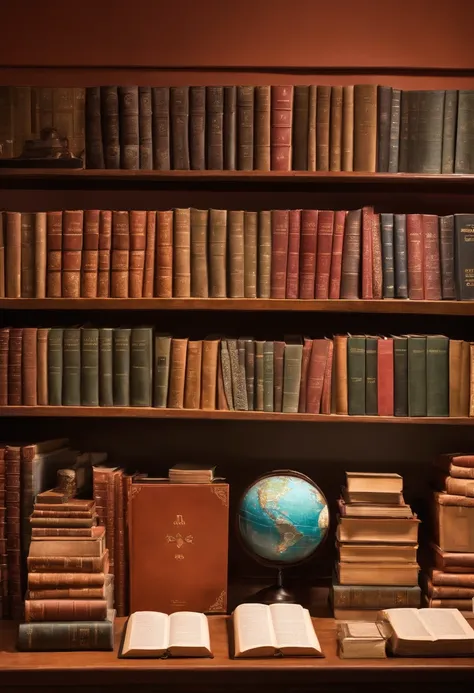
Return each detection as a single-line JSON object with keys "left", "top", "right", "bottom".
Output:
{"left": 315, "top": 210, "right": 334, "bottom": 299}
{"left": 299, "top": 209, "right": 318, "bottom": 299}
{"left": 223, "top": 86, "right": 236, "bottom": 170}
{"left": 18, "top": 613, "right": 115, "bottom": 652}
{"left": 394, "top": 214, "right": 408, "bottom": 299}
{"left": 407, "top": 335, "right": 427, "bottom": 416}
{"left": 340, "top": 209, "right": 361, "bottom": 299}
{"left": 417, "top": 90, "right": 445, "bottom": 173}
{"left": 21, "top": 213, "right": 35, "bottom": 297}
{"left": 282, "top": 344, "right": 303, "bottom": 413}
{"left": 99, "top": 328, "right": 113, "bottom": 407}
{"left": 114, "top": 470, "right": 126, "bottom": 616}
{"left": 25, "top": 599, "right": 108, "bottom": 622}
{"left": 329, "top": 86, "right": 343, "bottom": 172}
{"left": 448, "top": 340, "right": 469, "bottom": 417}
{"left": 258, "top": 210, "right": 271, "bottom": 298}
{"left": 63, "top": 328, "right": 81, "bottom": 406}
{"left": 93, "top": 467, "right": 117, "bottom": 578}
{"left": 100, "top": 86, "right": 120, "bottom": 169}
{"left": 220, "top": 339, "right": 234, "bottom": 410}
{"left": 46, "top": 211, "right": 62, "bottom": 298}
{"left": 62, "top": 210, "right": 83, "bottom": 299}
{"left": 81, "top": 327, "right": 99, "bottom": 406}
{"left": 422, "top": 574, "right": 474, "bottom": 600}
{"left": 378, "top": 338, "right": 394, "bottom": 416}
{"left": 206, "top": 87, "right": 224, "bottom": 170}
{"left": 406, "top": 214, "right": 424, "bottom": 299}
{"left": 227, "top": 339, "right": 248, "bottom": 411}
{"left": 209, "top": 209, "right": 227, "bottom": 298}
{"left": 85, "top": 87, "right": 104, "bottom": 169}
{"left": 138, "top": 86, "right": 153, "bottom": 170}
{"left": 154, "top": 335, "right": 171, "bottom": 408}
{"left": 308, "top": 85, "right": 317, "bottom": 171}
{"left": 5, "top": 445, "right": 21, "bottom": 617}
{"left": 170, "top": 87, "right": 190, "bottom": 170}
{"left": 27, "top": 585, "right": 108, "bottom": 600}
{"left": 244, "top": 339, "right": 255, "bottom": 410}
{"left": 270, "top": 210, "right": 289, "bottom": 298}
{"left": 155, "top": 210, "right": 173, "bottom": 298}
{"left": 8, "top": 327, "right": 23, "bottom": 405}
{"left": 439, "top": 215, "right": 455, "bottom": 299}
{"left": 254, "top": 86, "right": 271, "bottom": 170}
{"left": 27, "top": 552, "right": 109, "bottom": 573}
{"left": 111, "top": 210, "right": 130, "bottom": 298}
{"left": 6, "top": 211, "right": 21, "bottom": 297}
{"left": 237, "top": 86, "right": 254, "bottom": 170}
{"left": 293, "top": 85, "right": 309, "bottom": 170}
{"left": 321, "top": 338, "right": 334, "bottom": 414}
{"left": 0, "top": 213, "right": 4, "bottom": 298}
{"left": 361, "top": 206, "right": 373, "bottom": 299}
{"left": 113, "top": 328, "right": 131, "bottom": 406}
{"left": 297, "top": 337, "right": 312, "bottom": 413}
{"left": 21, "top": 327, "right": 37, "bottom": 406}
{"left": 306, "top": 339, "right": 329, "bottom": 414}
{"left": 393, "top": 336, "right": 408, "bottom": 417}
{"left": 143, "top": 211, "right": 156, "bottom": 297}
{"left": 189, "top": 86, "right": 205, "bottom": 170}
{"left": 184, "top": 340, "right": 203, "bottom": 409}
{"left": 173, "top": 208, "right": 191, "bottom": 298}
{"left": 388, "top": 88, "right": 401, "bottom": 173}
{"left": 273, "top": 341, "right": 285, "bottom": 412}
{"left": 82, "top": 210, "right": 99, "bottom": 298}
{"left": 454, "top": 214, "right": 474, "bottom": 299}
{"left": 254, "top": 341, "right": 264, "bottom": 411}
{"left": 0, "top": 327, "right": 9, "bottom": 405}
{"left": 119, "top": 86, "right": 139, "bottom": 170}
{"left": 316, "top": 86, "right": 331, "bottom": 171}
{"left": 201, "top": 338, "right": 219, "bottom": 410}
{"left": 152, "top": 87, "right": 170, "bottom": 170}
{"left": 286, "top": 209, "right": 301, "bottom": 299}
{"left": 380, "top": 213, "right": 395, "bottom": 299}
{"left": 98, "top": 210, "right": 112, "bottom": 298}
{"left": 372, "top": 213, "right": 383, "bottom": 299}
{"left": 406, "top": 91, "right": 420, "bottom": 172}
{"left": 353, "top": 85, "right": 377, "bottom": 172}
{"left": 228, "top": 210, "right": 245, "bottom": 298}
{"left": 422, "top": 214, "right": 442, "bottom": 301}
{"left": 168, "top": 338, "right": 188, "bottom": 408}
{"left": 129, "top": 481, "right": 229, "bottom": 614}
{"left": 244, "top": 211, "right": 257, "bottom": 298}
{"left": 365, "top": 336, "right": 379, "bottom": 416}
{"left": 37, "top": 327, "right": 49, "bottom": 405}
{"left": 129, "top": 210, "right": 147, "bottom": 298}
{"left": 329, "top": 210, "right": 347, "bottom": 299}
{"left": 398, "top": 90, "right": 409, "bottom": 171}
{"left": 332, "top": 584, "right": 421, "bottom": 610}
{"left": 190, "top": 208, "right": 209, "bottom": 298}
{"left": 130, "top": 327, "right": 153, "bottom": 407}
{"left": 342, "top": 85, "right": 354, "bottom": 171}
{"left": 32, "top": 87, "right": 85, "bottom": 159}
{"left": 442, "top": 91, "right": 458, "bottom": 174}
{"left": 433, "top": 493, "right": 474, "bottom": 552}
{"left": 348, "top": 335, "right": 366, "bottom": 415}
{"left": 334, "top": 334, "right": 348, "bottom": 414}
{"left": 271, "top": 86, "right": 293, "bottom": 171}
{"left": 426, "top": 335, "right": 449, "bottom": 416}
{"left": 377, "top": 86, "right": 392, "bottom": 172}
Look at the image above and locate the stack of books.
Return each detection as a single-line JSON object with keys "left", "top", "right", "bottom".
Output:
{"left": 331, "top": 472, "right": 421, "bottom": 620}
{"left": 169, "top": 464, "right": 216, "bottom": 484}
{"left": 17, "top": 490, "right": 114, "bottom": 651}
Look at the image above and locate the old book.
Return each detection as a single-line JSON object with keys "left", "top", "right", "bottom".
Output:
{"left": 353, "top": 85, "right": 377, "bottom": 172}
{"left": 426, "top": 335, "right": 449, "bottom": 417}
{"left": 0, "top": 327, "right": 9, "bottom": 405}
{"left": 298, "top": 338, "right": 312, "bottom": 413}
{"left": 27, "top": 552, "right": 108, "bottom": 573}
{"left": 93, "top": 467, "right": 117, "bottom": 580}
{"left": 30, "top": 517, "right": 97, "bottom": 528}
{"left": 184, "top": 340, "right": 203, "bottom": 409}
{"left": 299, "top": 209, "right": 318, "bottom": 299}
{"left": 154, "top": 335, "right": 172, "bottom": 408}
{"left": 340, "top": 209, "right": 362, "bottom": 299}
{"left": 361, "top": 206, "right": 373, "bottom": 299}
{"left": 47, "top": 328, "right": 63, "bottom": 405}
{"left": 282, "top": 344, "right": 303, "bottom": 413}
{"left": 5, "top": 445, "right": 21, "bottom": 616}
{"left": 220, "top": 340, "right": 234, "bottom": 410}
{"left": 129, "top": 210, "right": 147, "bottom": 298}
{"left": 337, "top": 621, "right": 387, "bottom": 659}
{"left": 455, "top": 91, "right": 474, "bottom": 173}
{"left": 347, "top": 335, "right": 366, "bottom": 416}
{"left": 422, "top": 574, "right": 474, "bottom": 599}
{"left": 429, "top": 569, "right": 474, "bottom": 588}
{"left": 244, "top": 211, "right": 258, "bottom": 298}
{"left": 237, "top": 86, "right": 254, "bottom": 171}
{"left": 377, "top": 338, "right": 394, "bottom": 417}
{"left": 98, "top": 328, "right": 113, "bottom": 407}
{"left": 454, "top": 214, "right": 474, "bottom": 299}
{"left": 263, "top": 341, "right": 274, "bottom": 412}
{"left": 243, "top": 339, "right": 255, "bottom": 411}
{"left": 334, "top": 335, "right": 348, "bottom": 415}
{"left": 111, "top": 210, "right": 130, "bottom": 298}
{"left": 270, "top": 210, "right": 289, "bottom": 299}
{"left": 29, "top": 531, "right": 105, "bottom": 557}
{"left": 306, "top": 339, "right": 329, "bottom": 415}
{"left": 63, "top": 328, "right": 81, "bottom": 406}
{"left": 315, "top": 210, "right": 334, "bottom": 299}
{"left": 422, "top": 214, "right": 442, "bottom": 301}
{"left": 173, "top": 208, "right": 191, "bottom": 298}
{"left": 338, "top": 543, "right": 418, "bottom": 564}
{"left": 332, "top": 583, "right": 420, "bottom": 609}
{"left": 329, "top": 210, "right": 347, "bottom": 299}
{"left": 442, "top": 90, "right": 458, "bottom": 173}
{"left": 201, "top": 339, "right": 219, "bottom": 411}
{"left": 254, "top": 341, "right": 265, "bottom": 411}
{"left": 101, "top": 86, "right": 120, "bottom": 169}
{"left": 130, "top": 327, "right": 153, "bottom": 407}
{"left": 223, "top": 86, "right": 236, "bottom": 170}
{"left": 113, "top": 328, "right": 131, "bottom": 406}
{"left": 271, "top": 86, "right": 293, "bottom": 171}
{"left": 321, "top": 338, "right": 333, "bottom": 414}
{"left": 406, "top": 214, "right": 424, "bottom": 299}
{"left": 36, "top": 327, "right": 49, "bottom": 405}
{"left": 254, "top": 86, "right": 271, "bottom": 171}
{"left": 377, "top": 86, "right": 392, "bottom": 172}
{"left": 308, "top": 85, "right": 317, "bottom": 171}
{"left": 365, "top": 336, "right": 378, "bottom": 416}
{"left": 142, "top": 211, "right": 156, "bottom": 297}
{"left": 62, "top": 210, "right": 83, "bottom": 299}
{"left": 5, "top": 212, "right": 20, "bottom": 297}
{"left": 81, "top": 327, "right": 99, "bottom": 406}
{"left": 155, "top": 210, "right": 173, "bottom": 298}
{"left": 338, "top": 500, "right": 413, "bottom": 519}
{"left": 85, "top": 87, "right": 104, "bottom": 168}
{"left": 228, "top": 210, "right": 245, "bottom": 298}
{"left": 8, "top": 327, "right": 23, "bottom": 405}
{"left": 393, "top": 336, "right": 408, "bottom": 417}
{"left": 316, "top": 86, "right": 331, "bottom": 171}
{"left": 152, "top": 87, "right": 170, "bottom": 170}
{"left": 28, "top": 570, "right": 106, "bottom": 588}
{"left": 168, "top": 338, "right": 188, "bottom": 408}
{"left": 190, "top": 208, "right": 209, "bottom": 298}
{"left": 170, "top": 87, "right": 190, "bottom": 170}
{"left": 372, "top": 213, "right": 383, "bottom": 299}
{"left": 82, "top": 210, "right": 99, "bottom": 298}
{"left": 97, "top": 210, "right": 112, "bottom": 297}
{"left": 206, "top": 87, "right": 224, "bottom": 170}
{"left": 346, "top": 471, "right": 403, "bottom": 495}
{"left": 0, "top": 213, "right": 4, "bottom": 298}
{"left": 337, "top": 562, "right": 419, "bottom": 586}
{"left": 0, "top": 87, "right": 14, "bottom": 159}
{"left": 293, "top": 85, "right": 309, "bottom": 170}
{"left": 439, "top": 215, "right": 455, "bottom": 299}
{"left": 119, "top": 86, "right": 139, "bottom": 170}
{"left": 21, "top": 326, "right": 37, "bottom": 406}
{"left": 189, "top": 86, "right": 205, "bottom": 171}
{"left": 20, "top": 212, "right": 35, "bottom": 298}
{"left": 46, "top": 211, "right": 62, "bottom": 298}
{"left": 436, "top": 453, "right": 474, "bottom": 475}
{"left": 388, "top": 89, "right": 401, "bottom": 173}
{"left": 273, "top": 341, "right": 285, "bottom": 413}
{"left": 380, "top": 213, "right": 395, "bottom": 298}
{"left": 233, "top": 603, "right": 322, "bottom": 658}
{"left": 25, "top": 599, "right": 108, "bottom": 622}
{"left": 228, "top": 338, "right": 248, "bottom": 411}
{"left": 121, "top": 611, "right": 211, "bottom": 658}
{"left": 258, "top": 210, "right": 271, "bottom": 298}
{"left": 337, "top": 516, "right": 419, "bottom": 544}
{"left": 407, "top": 335, "right": 426, "bottom": 416}
{"left": 432, "top": 542, "right": 474, "bottom": 572}
{"left": 381, "top": 608, "right": 474, "bottom": 656}
{"left": 209, "top": 209, "right": 227, "bottom": 298}
{"left": 394, "top": 214, "right": 408, "bottom": 298}
{"left": 342, "top": 85, "right": 354, "bottom": 171}
{"left": 329, "top": 85, "right": 343, "bottom": 171}
{"left": 17, "top": 611, "right": 115, "bottom": 651}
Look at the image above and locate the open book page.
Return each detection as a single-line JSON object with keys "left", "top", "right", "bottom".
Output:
{"left": 419, "top": 609, "right": 474, "bottom": 641}
{"left": 269, "top": 603, "right": 322, "bottom": 655}
{"left": 121, "top": 611, "right": 170, "bottom": 657}
{"left": 382, "top": 609, "right": 434, "bottom": 641}
{"left": 233, "top": 603, "right": 277, "bottom": 657}
{"left": 168, "top": 611, "right": 211, "bottom": 656}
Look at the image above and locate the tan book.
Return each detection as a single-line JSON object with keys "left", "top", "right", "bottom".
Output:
{"left": 190, "top": 208, "right": 209, "bottom": 298}
{"left": 346, "top": 472, "right": 403, "bottom": 494}
{"left": 29, "top": 533, "right": 105, "bottom": 557}
{"left": 121, "top": 611, "right": 212, "bottom": 658}
{"left": 338, "top": 542, "right": 418, "bottom": 564}
{"left": 201, "top": 339, "right": 219, "bottom": 410}
{"left": 338, "top": 499, "right": 413, "bottom": 519}
{"left": 333, "top": 608, "right": 380, "bottom": 622}
{"left": 337, "top": 517, "right": 419, "bottom": 544}
{"left": 62, "top": 210, "right": 83, "bottom": 298}
{"left": 173, "top": 208, "right": 191, "bottom": 298}
{"left": 342, "top": 85, "right": 354, "bottom": 171}
{"left": 155, "top": 210, "right": 173, "bottom": 298}
{"left": 129, "top": 210, "right": 147, "bottom": 298}
{"left": 168, "top": 338, "right": 188, "bottom": 409}
{"left": 143, "top": 211, "right": 156, "bottom": 298}
{"left": 209, "top": 209, "right": 227, "bottom": 298}
{"left": 183, "top": 340, "right": 203, "bottom": 409}
{"left": 228, "top": 210, "right": 245, "bottom": 298}
{"left": 337, "top": 562, "right": 419, "bottom": 586}
{"left": 337, "top": 621, "right": 386, "bottom": 659}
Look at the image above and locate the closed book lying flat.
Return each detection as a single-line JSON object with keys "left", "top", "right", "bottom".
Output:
{"left": 17, "top": 609, "right": 115, "bottom": 651}
{"left": 337, "top": 562, "right": 419, "bottom": 586}
{"left": 338, "top": 499, "right": 413, "bottom": 519}
{"left": 337, "top": 517, "right": 419, "bottom": 544}
{"left": 346, "top": 472, "right": 403, "bottom": 494}
{"left": 343, "top": 488, "right": 404, "bottom": 505}
{"left": 337, "top": 621, "right": 387, "bottom": 659}
{"left": 333, "top": 608, "right": 380, "bottom": 622}
{"left": 337, "top": 543, "right": 418, "bottom": 564}
{"left": 29, "top": 534, "right": 105, "bottom": 557}
{"left": 332, "top": 583, "right": 421, "bottom": 609}
{"left": 120, "top": 610, "right": 212, "bottom": 658}
{"left": 421, "top": 573, "right": 474, "bottom": 599}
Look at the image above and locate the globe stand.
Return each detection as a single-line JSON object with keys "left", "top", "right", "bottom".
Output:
{"left": 250, "top": 569, "right": 297, "bottom": 605}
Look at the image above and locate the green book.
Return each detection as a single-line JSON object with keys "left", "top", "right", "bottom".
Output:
{"left": 263, "top": 341, "right": 274, "bottom": 412}
{"left": 81, "top": 328, "right": 99, "bottom": 406}
{"left": 62, "top": 328, "right": 81, "bottom": 406}
{"left": 365, "top": 336, "right": 378, "bottom": 416}
{"left": 99, "top": 328, "right": 113, "bottom": 407}
{"left": 347, "top": 335, "right": 366, "bottom": 416}
{"left": 153, "top": 335, "right": 171, "bottom": 408}
{"left": 282, "top": 344, "right": 303, "bottom": 413}
{"left": 407, "top": 335, "right": 427, "bottom": 416}
{"left": 426, "top": 335, "right": 449, "bottom": 417}
{"left": 393, "top": 336, "right": 408, "bottom": 417}
{"left": 130, "top": 327, "right": 153, "bottom": 407}
{"left": 113, "top": 328, "right": 131, "bottom": 407}
{"left": 47, "top": 328, "right": 63, "bottom": 406}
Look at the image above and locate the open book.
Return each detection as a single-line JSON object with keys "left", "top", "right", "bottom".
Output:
{"left": 120, "top": 611, "right": 212, "bottom": 658}
{"left": 381, "top": 608, "right": 474, "bottom": 656}
{"left": 233, "top": 603, "right": 323, "bottom": 658}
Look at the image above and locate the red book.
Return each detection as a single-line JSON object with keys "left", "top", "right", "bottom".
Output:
{"left": 270, "top": 210, "right": 289, "bottom": 299}
{"left": 82, "top": 210, "right": 100, "bottom": 298}
{"left": 286, "top": 210, "right": 301, "bottom": 298}
{"left": 62, "top": 210, "right": 83, "bottom": 299}
{"left": 306, "top": 339, "right": 329, "bottom": 414}
{"left": 143, "top": 211, "right": 157, "bottom": 298}
{"left": 372, "top": 212, "right": 383, "bottom": 299}
{"left": 377, "top": 338, "right": 394, "bottom": 416}
{"left": 315, "top": 210, "right": 335, "bottom": 298}
{"left": 298, "top": 210, "right": 318, "bottom": 299}
{"left": 361, "top": 206, "right": 374, "bottom": 299}
{"left": 273, "top": 341, "right": 285, "bottom": 412}
{"left": 407, "top": 214, "right": 424, "bottom": 299}
{"left": 298, "top": 338, "right": 312, "bottom": 413}
{"left": 271, "top": 86, "right": 293, "bottom": 171}
{"left": 422, "top": 214, "right": 442, "bottom": 300}
{"left": 321, "top": 338, "right": 334, "bottom": 414}
{"left": 329, "top": 210, "right": 347, "bottom": 299}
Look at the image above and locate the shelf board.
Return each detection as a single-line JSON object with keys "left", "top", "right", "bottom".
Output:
{"left": 0, "top": 407, "right": 470, "bottom": 424}
{"left": 2, "top": 298, "right": 474, "bottom": 314}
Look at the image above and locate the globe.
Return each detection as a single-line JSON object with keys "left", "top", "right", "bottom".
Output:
{"left": 237, "top": 471, "right": 329, "bottom": 567}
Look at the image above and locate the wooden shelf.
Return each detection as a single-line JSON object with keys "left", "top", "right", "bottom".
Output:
{"left": 2, "top": 298, "right": 474, "bottom": 314}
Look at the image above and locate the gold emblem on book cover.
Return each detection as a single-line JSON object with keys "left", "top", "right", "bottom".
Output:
{"left": 211, "top": 486, "right": 229, "bottom": 507}
{"left": 208, "top": 590, "right": 226, "bottom": 611}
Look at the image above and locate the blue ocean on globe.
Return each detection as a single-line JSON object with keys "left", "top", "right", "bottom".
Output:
{"left": 238, "top": 474, "right": 329, "bottom": 565}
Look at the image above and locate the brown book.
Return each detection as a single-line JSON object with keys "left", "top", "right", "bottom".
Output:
{"left": 0, "top": 327, "right": 9, "bottom": 405}
{"left": 306, "top": 339, "right": 329, "bottom": 414}
{"left": 29, "top": 533, "right": 105, "bottom": 558}
{"left": 299, "top": 209, "right": 318, "bottom": 299}
{"left": 155, "top": 210, "right": 173, "bottom": 298}
{"left": 338, "top": 542, "right": 418, "bottom": 564}
{"left": 114, "top": 469, "right": 126, "bottom": 617}
{"left": 422, "top": 214, "right": 442, "bottom": 300}
{"left": 316, "top": 86, "right": 331, "bottom": 171}
{"left": 306, "top": 85, "right": 317, "bottom": 171}
{"left": 407, "top": 214, "right": 424, "bottom": 299}
{"left": 0, "top": 212, "right": 4, "bottom": 298}
{"left": 254, "top": 86, "right": 270, "bottom": 171}
{"left": 432, "top": 542, "right": 474, "bottom": 572}
{"left": 25, "top": 599, "right": 108, "bottom": 622}
{"left": 449, "top": 341, "right": 470, "bottom": 417}
{"left": 273, "top": 341, "right": 285, "bottom": 413}
{"left": 329, "top": 210, "right": 347, "bottom": 299}
{"left": 436, "top": 476, "right": 474, "bottom": 497}
{"left": 330, "top": 86, "right": 343, "bottom": 171}
{"left": 46, "top": 211, "right": 62, "bottom": 298}
{"left": 35, "top": 499, "right": 94, "bottom": 512}
{"left": 353, "top": 84, "right": 377, "bottom": 172}
{"left": 208, "top": 209, "right": 227, "bottom": 298}
{"left": 97, "top": 210, "right": 112, "bottom": 298}
{"left": 271, "top": 86, "right": 293, "bottom": 171}
{"left": 217, "top": 342, "right": 231, "bottom": 410}
{"left": 111, "top": 211, "right": 129, "bottom": 298}
{"left": 429, "top": 568, "right": 474, "bottom": 588}
{"left": 93, "top": 467, "right": 118, "bottom": 579}
{"left": 189, "top": 86, "right": 205, "bottom": 171}
{"left": 342, "top": 86, "right": 354, "bottom": 171}
{"left": 340, "top": 209, "right": 362, "bottom": 299}
{"left": 129, "top": 482, "right": 229, "bottom": 614}
{"left": 29, "top": 517, "right": 97, "bottom": 528}
{"left": 298, "top": 338, "right": 312, "bottom": 413}
{"left": 173, "top": 208, "right": 191, "bottom": 298}
{"left": 237, "top": 86, "right": 254, "bottom": 171}
{"left": 168, "top": 338, "right": 188, "bottom": 408}
{"left": 31, "top": 527, "right": 97, "bottom": 537}
{"left": 422, "top": 574, "right": 474, "bottom": 599}
{"left": 82, "top": 210, "right": 99, "bottom": 298}
{"left": 206, "top": 87, "right": 224, "bottom": 170}
{"left": 286, "top": 209, "right": 301, "bottom": 299}
{"left": 258, "top": 211, "right": 272, "bottom": 299}
{"left": 101, "top": 86, "right": 120, "bottom": 169}
{"left": 338, "top": 498, "right": 412, "bottom": 518}
{"left": 129, "top": 210, "right": 147, "bottom": 298}
{"left": 20, "top": 212, "right": 35, "bottom": 297}
{"left": 223, "top": 86, "right": 236, "bottom": 170}
{"left": 6, "top": 211, "right": 21, "bottom": 297}
{"left": 8, "top": 327, "right": 22, "bottom": 405}
{"left": 27, "top": 551, "right": 109, "bottom": 573}
{"left": 22, "top": 327, "right": 37, "bottom": 406}
{"left": 336, "top": 517, "right": 419, "bottom": 544}
{"left": 27, "top": 586, "right": 108, "bottom": 600}
{"left": 5, "top": 445, "right": 22, "bottom": 617}
{"left": 372, "top": 213, "right": 383, "bottom": 299}
{"left": 228, "top": 210, "right": 244, "bottom": 298}
{"left": 201, "top": 339, "right": 219, "bottom": 410}
{"left": 152, "top": 87, "right": 170, "bottom": 170}
{"left": 337, "top": 561, "right": 419, "bottom": 586}
{"left": 184, "top": 340, "right": 203, "bottom": 409}
{"left": 190, "top": 208, "right": 209, "bottom": 298}
{"left": 293, "top": 85, "right": 309, "bottom": 170}
{"left": 37, "top": 327, "right": 49, "bottom": 405}
{"left": 436, "top": 452, "right": 474, "bottom": 474}
{"left": 433, "top": 490, "right": 474, "bottom": 552}
{"left": 423, "top": 596, "right": 474, "bottom": 610}
{"left": 143, "top": 211, "right": 156, "bottom": 297}
{"left": 361, "top": 206, "right": 374, "bottom": 299}
{"left": 334, "top": 335, "right": 348, "bottom": 414}
{"left": 62, "top": 210, "right": 83, "bottom": 299}
{"left": 28, "top": 572, "right": 107, "bottom": 588}
{"left": 270, "top": 210, "right": 289, "bottom": 299}
{"left": 321, "top": 338, "right": 334, "bottom": 414}
{"left": 244, "top": 211, "right": 258, "bottom": 299}
{"left": 119, "top": 86, "right": 139, "bottom": 170}
{"left": 315, "top": 210, "right": 335, "bottom": 299}
{"left": 170, "top": 87, "right": 190, "bottom": 170}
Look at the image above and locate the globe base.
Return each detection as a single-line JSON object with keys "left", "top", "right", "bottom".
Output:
{"left": 249, "top": 582, "right": 297, "bottom": 605}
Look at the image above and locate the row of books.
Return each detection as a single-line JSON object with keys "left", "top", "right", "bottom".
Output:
{"left": 1, "top": 208, "right": 473, "bottom": 301}
{"left": 1, "top": 329, "right": 471, "bottom": 417}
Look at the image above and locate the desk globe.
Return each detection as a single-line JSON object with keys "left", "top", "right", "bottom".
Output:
{"left": 237, "top": 470, "right": 329, "bottom": 603}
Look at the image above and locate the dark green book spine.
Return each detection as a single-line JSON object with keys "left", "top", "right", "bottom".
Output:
{"left": 347, "top": 336, "right": 366, "bottom": 416}
{"left": 416, "top": 90, "right": 445, "bottom": 174}
{"left": 393, "top": 337, "right": 408, "bottom": 417}
{"left": 263, "top": 341, "right": 274, "bottom": 412}
{"left": 153, "top": 335, "right": 171, "bottom": 408}
{"left": 381, "top": 213, "right": 395, "bottom": 299}
{"left": 365, "top": 337, "right": 378, "bottom": 415}
{"left": 62, "top": 328, "right": 81, "bottom": 406}
{"left": 441, "top": 90, "right": 458, "bottom": 174}
{"left": 81, "top": 328, "right": 99, "bottom": 406}
{"left": 47, "top": 328, "right": 63, "bottom": 405}
{"left": 394, "top": 214, "right": 408, "bottom": 299}
{"left": 398, "top": 90, "right": 409, "bottom": 172}
{"left": 113, "top": 328, "right": 131, "bottom": 406}
{"left": 426, "top": 335, "right": 449, "bottom": 417}
{"left": 99, "top": 328, "right": 113, "bottom": 406}
{"left": 407, "top": 90, "right": 420, "bottom": 173}
{"left": 408, "top": 336, "right": 427, "bottom": 416}
{"left": 282, "top": 344, "right": 303, "bottom": 413}
{"left": 454, "top": 214, "right": 474, "bottom": 299}
{"left": 455, "top": 91, "right": 474, "bottom": 174}
{"left": 17, "top": 620, "right": 114, "bottom": 651}
{"left": 130, "top": 327, "right": 153, "bottom": 406}
{"left": 377, "top": 86, "right": 392, "bottom": 172}
{"left": 388, "top": 88, "right": 401, "bottom": 173}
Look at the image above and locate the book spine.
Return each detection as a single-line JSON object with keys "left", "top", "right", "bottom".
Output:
{"left": 237, "top": 86, "right": 254, "bottom": 171}
{"left": 114, "top": 470, "right": 125, "bottom": 616}
{"left": 377, "top": 86, "right": 392, "bottom": 172}
{"left": 28, "top": 572, "right": 106, "bottom": 587}
{"left": 63, "top": 328, "right": 81, "bottom": 406}
{"left": 143, "top": 211, "right": 156, "bottom": 297}
{"left": 398, "top": 90, "right": 409, "bottom": 171}
{"left": 98, "top": 328, "right": 113, "bottom": 407}
{"left": 201, "top": 339, "right": 218, "bottom": 410}
{"left": 342, "top": 85, "right": 354, "bottom": 172}
{"left": 408, "top": 336, "right": 427, "bottom": 416}
{"left": 329, "top": 86, "right": 343, "bottom": 171}
{"left": 407, "top": 213, "right": 424, "bottom": 299}
{"left": 361, "top": 207, "right": 373, "bottom": 299}
{"left": 273, "top": 341, "right": 285, "bottom": 413}
{"left": 439, "top": 215, "right": 456, "bottom": 299}
{"left": 62, "top": 210, "right": 83, "bottom": 299}
{"left": 298, "top": 209, "right": 318, "bottom": 299}
{"left": 20, "top": 213, "right": 35, "bottom": 297}
{"left": 100, "top": 86, "right": 120, "bottom": 169}
{"left": 22, "top": 327, "right": 37, "bottom": 406}
{"left": 8, "top": 327, "right": 22, "bottom": 405}
{"left": 271, "top": 86, "right": 293, "bottom": 171}
{"left": 0, "top": 327, "right": 9, "bottom": 405}
{"left": 5, "top": 211, "right": 21, "bottom": 297}
{"left": 298, "top": 338, "right": 312, "bottom": 412}
{"left": 316, "top": 86, "right": 331, "bottom": 170}
{"left": 190, "top": 208, "right": 209, "bottom": 298}
{"left": 0, "top": 214, "right": 6, "bottom": 298}
{"left": 151, "top": 87, "right": 170, "bottom": 170}
{"left": 365, "top": 337, "right": 378, "bottom": 416}
{"left": 97, "top": 211, "right": 111, "bottom": 298}
{"left": 208, "top": 208, "right": 227, "bottom": 298}
{"left": 244, "top": 211, "right": 258, "bottom": 299}
{"left": 321, "top": 338, "right": 334, "bottom": 414}
{"left": 189, "top": 86, "right": 205, "bottom": 170}
{"left": 306, "top": 339, "right": 329, "bottom": 414}
{"left": 270, "top": 210, "right": 289, "bottom": 298}
{"left": 263, "top": 342, "right": 274, "bottom": 412}
{"left": 81, "top": 328, "right": 99, "bottom": 406}
{"left": 173, "top": 208, "right": 191, "bottom": 298}
{"left": 340, "top": 209, "right": 362, "bottom": 299}
{"left": 184, "top": 340, "right": 203, "bottom": 409}
{"left": 380, "top": 213, "right": 395, "bottom": 298}
{"left": 47, "top": 328, "right": 62, "bottom": 405}
{"left": 153, "top": 335, "right": 171, "bottom": 408}
{"left": 229, "top": 339, "right": 248, "bottom": 411}
{"left": 332, "top": 585, "right": 420, "bottom": 609}
{"left": 307, "top": 85, "right": 317, "bottom": 171}
{"left": 18, "top": 620, "right": 113, "bottom": 651}
{"left": 6, "top": 446, "right": 21, "bottom": 617}
{"left": 37, "top": 328, "right": 49, "bottom": 405}
{"left": 449, "top": 340, "right": 463, "bottom": 417}
{"left": 207, "top": 87, "right": 224, "bottom": 170}
{"left": 394, "top": 213, "right": 408, "bottom": 299}
{"left": 155, "top": 210, "right": 173, "bottom": 298}
{"left": 138, "top": 86, "right": 152, "bottom": 170}
{"left": 258, "top": 210, "right": 271, "bottom": 299}
{"left": 282, "top": 344, "right": 303, "bottom": 413}
{"left": 92, "top": 468, "right": 114, "bottom": 575}
{"left": 418, "top": 90, "right": 445, "bottom": 173}
{"left": 353, "top": 85, "right": 377, "bottom": 172}
{"left": 129, "top": 210, "right": 147, "bottom": 298}
{"left": 168, "top": 338, "right": 188, "bottom": 408}
{"left": 426, "top": 335, "right": 449, "bottom": 416}
{"left": 111, "top": 211, "right": 129, "bottom": 298}
{"left": 254, "top": 85, "right": 271, "bottom": 171}
{"left": 223, "top": 86, "right": 236, "bottom": 170}
{"left": 254, "top": 341, "right": 264, "bottom": 411}
{"left": 82, "top": 210, "right": 99, "bottom": 298}
{"left": 25, "top": 599, "right": 108, "bottom": 622}
{"left": 293, "top": 85, "right": 309, "bottom": 170}
{"left": 130, "top": 328, "right": 153, "bottom": 407}
{"left": 422, "top": 213, "right": 442, "bottom": 300}
{"left": 27, "top": 554, "right": 107, "bottom": 572}
{"left": 388, "top": 88, "right": 401, "bottom": 173}
{"left": 244, "top": 339, "right": 255, "bottom": 410}
{"left": 28, "top": 587, "right": 105, "bottom": 600}
{"left": 442, "top": 90, "right": 458, "bottom": 173}
{"left": 407, "top": 91, "right": 420, "bottom": 173}
{"left": 220, "top": 340, "right": 234, "bottom": 410}
{"left": 113, "top": 328, "right": 131, "bottom": 406}
{"left": 46, "top": 211, "right": 63, "bottom": 298}
{"left": 170, "top": 87, "right": 190, "bottom": 170}
{"left": 228, "top": 210, "right": 245, "bottom": 298}
{"left": 85, "top": 87, "right": 104, "bottom": 169}
{"left": 455, "top": 214, "right": 474, "bottom": 299}
{"left": 329, "top": 210, "right": 347, "bottom": 299}
{"left": 394, "top": 337, "right": 408, "bottom": 417}
{"left": 334, "top": 335, "right": 348, "bottom": 414}
{"left": 315, "top": 210, "right": 335, "bottom": 299}
{"left": 378, "top": 338, "right": 394, "bottom": 416}
{"left": 119, "top": 86, "right": 139, "bottom": 170}
{"left": 348, "top": 336, "right": 366, "bottom": 415}
{"left": 372, "top": 213, "right": 383, "bottom": 299}
{"left": 286, "top": 209, "right": 301, "bottom": 299}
